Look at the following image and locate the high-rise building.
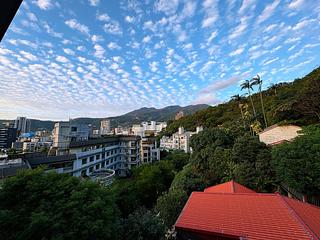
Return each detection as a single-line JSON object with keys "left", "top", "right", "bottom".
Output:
{"left": 14, "top": 117, "right": 31, "bottom": 134}
{"left": 100, "top": 119, "right": 111, "bottom": 135}
{"left": 140, "top": 137, "right": 160, "bottom": 164}
{"left": 0, "top": 128, "right": 17, "bottom": 149}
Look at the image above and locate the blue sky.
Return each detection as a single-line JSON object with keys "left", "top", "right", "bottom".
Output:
{"left": 0, "top": 0, "right": 319, "bottom": 120}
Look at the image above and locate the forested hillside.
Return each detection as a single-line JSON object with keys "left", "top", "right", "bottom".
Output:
{"left": 163, "top": 67, "right": 320, "bottom": 135}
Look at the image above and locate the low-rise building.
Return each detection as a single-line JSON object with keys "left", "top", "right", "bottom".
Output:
{"left": 0, "top": 158, "right": 30, "bottom": 179}
{"left": 132, "top": 121, "right": 167, "bottom": 137}
{"left": 160, "top": 126, "right": 203, "bottom": 153}
{"left": 258, "top": 124, "right": 303, "bottom": 145}
{"left": 175, "top": 180, "right": 320, "bottom": 240}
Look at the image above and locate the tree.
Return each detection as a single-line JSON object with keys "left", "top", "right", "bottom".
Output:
{"left": 155, "top": 189, "right": 188, "bottom": 228}
{"left": 241, "top": 80, "right": 256, "bottom": 116}
{"left": 231, "top": 94, "right": 246, "bottom": 129}
{"left": 272, "top": 125, "right": 320, "bottom": 195}
{"left": 119, "top": 208, "right": 165, "bottom": 240}
{"left": 251, "top": 74, "right": 268, "bottom": 128}
{"left": 0, "top": 168, "right": 120, "bottom": 240}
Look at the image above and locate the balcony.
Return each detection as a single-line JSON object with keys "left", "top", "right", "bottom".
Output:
{"left": 89, "top": 168, "right": 115, "bottom": 186}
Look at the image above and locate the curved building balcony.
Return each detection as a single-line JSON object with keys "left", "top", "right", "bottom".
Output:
{"left": 89, "top": 168, "right": 115, "bottom": 186}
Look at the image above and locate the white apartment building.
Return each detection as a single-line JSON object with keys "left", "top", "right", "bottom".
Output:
{"left": 52, "top": 122, "right": 90, "bottom": 155}
{"left": 100, "top": 119, "right": 111, "bottom": 135}
{"left": 132, "top": 121, "right": 167, "bottom": 137}
{"left": 25, "top": 135, "right": 141, "bottom": 185}
{"left": 160, "top": 126, "right": 203, "bottom": 153}
{"left": 140, "top": 137, "right": 160, "bottom": 164}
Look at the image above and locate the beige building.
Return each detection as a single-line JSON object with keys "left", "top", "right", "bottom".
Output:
{"left": 258, "top": 124, "right": 303, "bottom": 145}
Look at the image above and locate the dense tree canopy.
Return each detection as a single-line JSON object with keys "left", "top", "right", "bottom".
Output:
{"left": 0, "top": 168, "right": 120, "bottom": 240}
{"left": 272, "top": 125, "right": 320, "bottom": 195}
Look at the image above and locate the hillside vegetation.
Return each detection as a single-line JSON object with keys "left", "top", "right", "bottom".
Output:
{"left": 164, "top": 67, "right": 320, "bottom": 135}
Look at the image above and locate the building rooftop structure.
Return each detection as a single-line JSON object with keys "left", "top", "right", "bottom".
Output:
{"left": 258, "top": 124, "right": 303, "bottom": 146}
{"left": 175, "top": 180, "right": 320, "bottom": 240}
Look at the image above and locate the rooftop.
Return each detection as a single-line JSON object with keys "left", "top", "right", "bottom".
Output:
{"left": 175, "top": 181, "right": 320, "bottom": 240}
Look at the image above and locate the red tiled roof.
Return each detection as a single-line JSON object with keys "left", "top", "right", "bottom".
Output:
{"left": 204, "top": 180, "right": 256, "bottom": 194}
{"left": 175, "top": 183, "right": 320, "bottom": 240}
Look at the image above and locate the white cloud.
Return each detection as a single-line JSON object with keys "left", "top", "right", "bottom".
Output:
{"left": 65, "top": 19, "right": 90, "bottom": 36}
{"left": 229, "top": 47, "right": 245, "bottom": 56}
{"left": 181, "top": 1, "right": 197, "bottom": 18}
{"left": 155, "top": 0, "right": 179, "bottom": 15}
{"left": 93, "top": 44, "right": 105, "bottom": 59}
{"left": 143, "top": 35, "right": 152, "bottom": 43}
{"left": 125, "top": 16, "right": 135, "bottom": 23}
{"left": 103, "top": 22, "right": 122, "bottom": 35}
{"left": 257, "top": 0, "right": 280, "bottom": 25}
{"left": 27, "top": 12, "right": 38, "bottom": 22}
{"left": 88, "top": 0, "right": 100, "bottom": 6}
{"left": 91, "top": 35, "right": 104, "bottom": 43}
{"left": 19, "top": 51, "right": 38, "bottom": 61}
{"left": 288, "top": 0, "right": 305, "bottom": 9}
{"left": 33, "top": 0, "right": 52, "bottom": 10}
{"left": 97, "top": 13, "right": 110, "bottom": 21}
{"left": 202, "top": 0, "right": 219, "bottom": 28}
{"left": 229, "top": 16, "right": 249, "bottom": 39}
{"left": 192, "top": 93, "right": 220, "bottom": 105}
{"left": 149, "top": 61, "right": 158, "bottom": 72}
{"left": 56, "top": 55, "right": 69, "bottom": 63}
{"left": 292, "top": 18, "right": 315, "bottom": 30}
{"left": 63, "top": 48, "right": 75, "bottom": 56}
{"left": 108, "top": 42, "right": 121, "bottom": 50}
{"left": 207, "top": 30, "right": 218, "bottom": 44}
{"left": 238, "top": 0, "right": 256, "bottom": 16}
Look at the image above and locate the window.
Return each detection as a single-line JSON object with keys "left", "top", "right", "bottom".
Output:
{"left": 71, "top": 126, "right": 77, "bottom": 132}
{"left": 89, "top": 167, "right": 93, "bottom": 173}
{"left": 89, "top": 156, "right": 94, "bottom": 162}
{"left": 96, "top": 154, "right": 100, "bottom": 160}
{"left": 82, "top": 158, "right": 87, "bottom": 165}
{"left": 81, "top": 169, "right": 87, "bottom": 176}
{"left": 96, "top": 164, "right": 100, "bottom": 170}
{"left": 101, "top": 162, "right": 105, "bottom": 168}
{"left": 107, "top": 151, "right": 110, "bottom": 156}
{"left": 102, "top": 152, "right": 105, "bottom": 158}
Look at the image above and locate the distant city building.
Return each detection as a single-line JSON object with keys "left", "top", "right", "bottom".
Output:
{"left": 0, "top": 128, "right": 17, "bottom": 149}
{"left": 24, "top": 135, "right": 141, "bottom": 184}
{"left": 0, "top": 158, "right": 29, "bottom": 179}
{"left": 175, "top": 111, "right": 184, "bottom": 120}
{"left": 100, "top": 119, "right": 111, "bottom": 135}
{"left": 140, "top": 137, "right": 160, "bottom": 164}
{"left": 160, "top": 126, "right": 203, "bottom": 153}
{"left": 14, "top": 117, "right": 31, "bottom": 134}
{"left": 132, "top": 121, "right": 167, "bottom": 137}
{"left": 258, "top": 124, "right": 303, "bottom": 145}
{"left": 52, "top": 122, "right": 90, "bottom": 155}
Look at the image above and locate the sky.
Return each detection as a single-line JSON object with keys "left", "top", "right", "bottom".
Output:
{"left": 0, "top": 0, "right": 319, "bottom": 120}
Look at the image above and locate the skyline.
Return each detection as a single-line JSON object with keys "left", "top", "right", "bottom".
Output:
{"left": 0, "top": 0, "right": 319, "bottom": 120}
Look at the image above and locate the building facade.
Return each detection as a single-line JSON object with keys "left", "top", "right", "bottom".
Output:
{"left": 132, "top": 121, "right": 167, "bottom": 137}
{"left": 0, "top": 128, "right": 17, "bottom": 149}
{"left": 100, "top": 119, "right": 111, "bottom": 135}
{"left": 52, "top": 122, "right": 90, "bottom": 155}
{"left": 160, "top": 126, "right": 203, "bottom": 153}
{"left": 140, "top": 137, "right": 160, "bottom": 164}
{"left": 14, "top": 117, "right": 31, "bottom": 134}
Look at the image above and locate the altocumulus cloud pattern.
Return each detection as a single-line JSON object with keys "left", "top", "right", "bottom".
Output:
{"left": 0, "top": 0, "right": 319, "bottom": 120}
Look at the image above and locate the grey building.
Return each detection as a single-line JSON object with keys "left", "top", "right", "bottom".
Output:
{"left": 14, "top": 117, "right": 31, "bottom": 134}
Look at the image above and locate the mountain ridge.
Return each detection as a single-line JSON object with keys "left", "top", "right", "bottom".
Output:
{"left": 0, "top": 104, "right": 209, "bottom": 131}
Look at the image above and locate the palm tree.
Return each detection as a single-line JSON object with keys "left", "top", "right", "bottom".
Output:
{"left": 251, "top": 75, "right": 268, "bottom": 128}
{"left": 231, "top": 94, "right": 246, "bottom": 129}
{"left": 240, "top": 80, "right": 256, "bottom": 116}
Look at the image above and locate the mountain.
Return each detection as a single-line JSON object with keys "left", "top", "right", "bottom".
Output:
{"left": 0, "top": 104, "right": 209, "bottom": 131}
{"left": 163, "top": 67, "right": 320, "bottom": 135}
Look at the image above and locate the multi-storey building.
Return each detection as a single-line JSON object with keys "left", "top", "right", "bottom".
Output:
{"left": 160, "top": 126, "right": 203, "bottom": 153}
{"left": 140, "top": 137, "right": 160, "bottom": 164}
{"left": 100, "top": 119, "right": 111, "bottom": 135}
{"left": 0, "top": 128, "right": 17, "bottom": 149}
{"left": 14, "top": 116, "right": 31, "bottom": 134}
{"left": 52, "top": 121, "right": 90, "bottom": 155}
{"left": 132, "top": 121, "right": 167, "bottom": 137}
{"left": 25, "top": 135, "right": 141, "bottom": 185}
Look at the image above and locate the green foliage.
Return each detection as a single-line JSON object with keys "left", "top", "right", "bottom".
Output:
{"left": 0, "top": 168, "right": 120, "bottom": 240}
{"left": 155, "top": 189, "right": 188, "bottom": 228}
{"left": 272, "top": 125, "right": 320, "bottom": 195}
{"left": 163, "top": 67, "right": 320, "bottom": 135}
{"left": 119, "top": 208, "right": 165, "bottom": 240}
{"left": 160, "top": 150, "right": 190, "bottom": 172}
